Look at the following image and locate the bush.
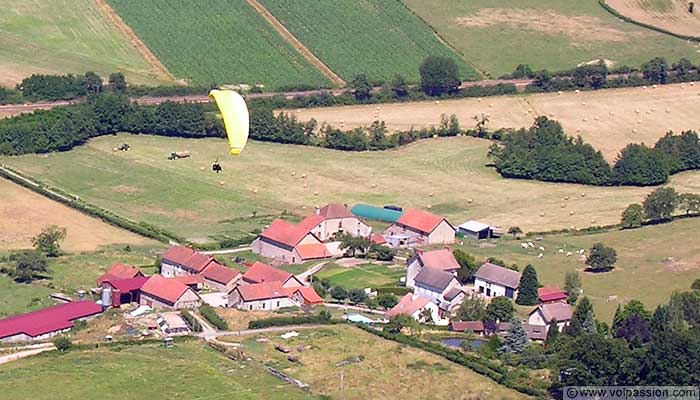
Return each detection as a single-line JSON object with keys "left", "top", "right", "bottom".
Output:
{"left": 198, "top": 305, "right": 228, "bottom": 331}
{"left": 330, "top": 286, "right": 349, "bottom": 301}
{"left": 53, "top": 336, "right": 72, "bottom": 352}
{"left": 181, "top": 310, "right": 202, "bottom": 332}
{"left": 247, "top": 312, "right": 335, "bottom": 329}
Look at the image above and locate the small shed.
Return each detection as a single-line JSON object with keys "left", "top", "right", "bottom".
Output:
{"left": 457, "top": 220, "right": 493, "bottom": 240}
{"left": 351, "top": 204, "right": 403, "bottom": 222}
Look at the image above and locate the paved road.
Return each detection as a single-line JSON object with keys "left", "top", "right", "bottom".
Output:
{"left": 324, "top": 303, "right": 386, "bottom": 315}
{"left": 295, "top": 261, "right": 329, "bottom": 286}
{"left": 200, "top": 246, "right": 252, "bottom": 255}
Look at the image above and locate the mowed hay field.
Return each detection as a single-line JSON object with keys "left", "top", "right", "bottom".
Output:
{"left": 0, "top": 178, "right": 154, "bottom": 252}
{"left": 0, "top": 0, "right": 172, "bottom": 87}
{"left": 454, "top": 217, "right": 700, "bottom": 321}
{"left": 403, "top": 0, "right": 700, "bottom": 77}
{"left": 293, "top": 83, "right": 700, "bottom": 162}
{"left": 607, "top": 0, "right": 700, "bottom": 37}
{"left": 238, "top": 326, "right": 529, "bottom": 400}
{"left": 106, "top": 0, "right": 330, "bottom": 88}
{"left": 0, "top": 341, "right": 314, "bottom": 400}
{"left": 3, "top": 134, "right": 700, "bottom": 242}
{"left": 256, "top": 0, "right": 480, "bottom": 83}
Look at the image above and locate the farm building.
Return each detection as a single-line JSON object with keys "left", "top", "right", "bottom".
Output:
{"left": 96, "top": 263, "right": 144, "bottom": 286}
{"left": 473, "top": 263, "right": 521, "bottom": 299}
{"left": 351, "top": 204, "right": 403, "bottom": 222}
{"left": 528, "top": 302, "right": 573, "bottom": 333}
{"left": 370, "top": 234, "right": 387, "bottom": 246}
{"left": 412, "top": 267, "right": 462, "bottom": 307}
{"left": 383, "top": 208, "right": 455, "bottom": 247}
{"left": 538, "top": 286, "right": 568, "bottom": 304}
{"left": 101, "top": 276, "right": 149, "bottom": 307}
{"left": 0, "top": 301, "right": 102, "bottom": 343}
{"left": 251, "top": 219, "right": 328, "bottom": 264}
{"left": 449, "top": 320, "right": 485, "bottom": 336}
{"left": 405, "top": 248, "right": 460, "bottom": 289}
{"left": 302, "top": 203, "right": 372, "bottom": 241}
{"left": 289, "top": 286, "right": 324, "bottom": 306}
{"left": 140, "top": 275, "right": 201, "bottom": 310}
{"left": 161, "top": 313, "right": 189, "bottom": 335}
{"left": 228, "top": 281, "right": 297, "bottom": 311}
{"left": 524, "top": 324, "right": 548, "bottom": 341}
{"left": 241, "top": 262, "right": 303, "bottom": 288}
{"left": 457, "top": 220, "right": 494, "bottom": 240}
{"left": 200, "top": 262, "right": 241, "bottom": 292}
{"left": 169, "top": 274, "right": 203, "bottom": 291}
{"left": 385, "top": 293, "right": 446, "bottom": 325}
{"left": 161, "top": 246, "right": 217, "bottom": 277}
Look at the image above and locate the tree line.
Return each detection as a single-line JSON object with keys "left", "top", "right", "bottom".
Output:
{"left": 489, "top": 117, "right": 700, "bottom": 186}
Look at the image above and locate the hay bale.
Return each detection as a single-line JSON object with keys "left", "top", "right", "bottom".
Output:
{"left": 303, "top": 183, "right": 308, "bottom": 188}
{"left": 200, "top": 167, "right": 205, "bottom": 171}
{"left": 301, "top": 173, "right": 307, "bottom": 178}
{"left": 576, "top": 128, "right": 581, "bottom": 133}
{"left": 591, "top": 218, "right": 596, "bottom": 223}
{"left": 313, "top": 191, "right": 319, "bottom": 196}
{"left": 291, "top": 172, "right": 296, "bottom": 176}
{"left": 570, "top": 210, "right": 575, "bottom": 215}
{"left": 575, "top": 89, "right": 580, "bottom": 93}
{"left": 652, "top": 84, "right": 658, "bottom": 88}
{"left": 549, "top": 112, "right": 555, "bottom": 117}
{"left": 564, "top": 196, "right": 569, "bottom": 200}
{"left": 665, "top": 109, "right": 671, "bottom": 113}
{"left": 467, "top": 199, "right": 473, "bottom": 204}
{"left": 581, "top": 102, "right": 586, "bottom": 106}
{"left": 371, "top": 183, "right": 377, "bottom": 188}
{"left": 477, "top": 98, "right": 482, "bottom": 102}
{"left": 561, "top": 203, "right": 566, "bottom": 208}
{"left": 426, "top": 204, "right": 432, "bottom": 209}
{"left": 489, "top": 103, "right": 494, "bottom": 108}
{"left": 633, "top": 129, "right": 638, "bottom": 133}
{"left": 219, "top": 181, "right": 225, "bottom": 186}
{"left": 594, "top": 116, "right": 599, "bottom": 121}
{"left": 581, "top": 192, "right": 586, "bottom": 197}
{"left": 429, "top": 193, "right": 434, "bottom": 197}
{"left": 540, "top": 212, "right": 545, "bottom": 217}
{"left": 435, "top": 101, "right": 440, "bottom": 105}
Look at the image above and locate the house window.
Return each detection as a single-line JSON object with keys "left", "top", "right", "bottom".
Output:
{"left": 486, "top": 288, "right": 491, "bottom": 297}
{"left": 292, "top": 257, "right": 296, "bottom": 263}
{"left": 276, "top": 301, "right": 280, "bottom": 307}
{"left": 262, "top": 303, "right": 265, "bottom": 309}
{"left": 249, "top": 305, "right": 252, "bottom": 310}
{"left": 478, "top": 286, "right": 484, "bottom": 293}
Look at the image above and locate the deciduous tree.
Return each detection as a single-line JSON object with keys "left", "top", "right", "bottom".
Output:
{"left": 586, "top": 243, "right": 617, "bottom": 272}
{"left": 621, "top": 203, "right": 645, "bottom": 229}
{"left": 32, "top": 225, "right": 66, "bottom": 257}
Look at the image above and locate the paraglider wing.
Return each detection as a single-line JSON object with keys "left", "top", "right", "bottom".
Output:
{"left": 208, "top": 89, "right": 249, "bottom": 156}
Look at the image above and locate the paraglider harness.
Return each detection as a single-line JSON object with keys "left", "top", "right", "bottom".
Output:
{"left": 212, "top": 158, "right": 222, "bottom": 174}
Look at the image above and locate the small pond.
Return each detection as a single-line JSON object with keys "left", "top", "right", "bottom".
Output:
{"left": 440, "top": 337, "right": 486, "bottom": 351}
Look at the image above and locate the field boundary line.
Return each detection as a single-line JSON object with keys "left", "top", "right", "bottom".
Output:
{"left": 599, "top": 0, "right": 700, "bottom": 42}
{"left": 244, "top": 0, "right": 345, "bottom": 87}
{"left": 92, "top": 0, "right": 178, "bottom": 81}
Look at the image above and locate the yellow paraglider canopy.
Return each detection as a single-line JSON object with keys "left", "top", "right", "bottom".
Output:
{"left": 209, "top": 89, "right": 249, "bottom": 156}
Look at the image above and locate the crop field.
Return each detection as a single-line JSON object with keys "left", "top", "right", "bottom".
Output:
{"left": 238, "top": 325, "right": 528, "bottom": 400}
{"left": 2, "top": 134, "right": 700, "bottom": 242}
{"left": 257, "top": 0, "right": 480, "bottom": 83}
{"left": 293, "top": 83, "right": 700, "bottom": 162}
{"left": 0, "top": 341, "right": 313, "bottom": 400}
{"left": 607, "top": 0, "right": 700, "bottom": 37}
{"left": 0, "top": 177, "right": 156, "bottom": 252}
{"left": 0, "top": 0, "right": 172, "bottom": 87}
{"left": 315, "top": 263, "right": 404, "bottom": 289}
{"left": 454, "top": 217, "right": 700, "bottom": 321}
{"left": 106, "top": 0, "right": 330, "bottom": 88}
{"left": 403, "top": 0, "right": 700, "bottom": 77}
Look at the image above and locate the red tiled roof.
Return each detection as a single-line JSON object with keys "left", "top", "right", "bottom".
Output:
{"left": 163, "top": 246, "right": 196, "bottom": 265}
{"left": 291, "top": 287, "right": 324, "bottom": 304}
{"left": 141, "top": 275, "right": 191, "bottom": 305}
{"left": 538, "top": 286, "right": 568, "bottom": 303}
{"left": 242, "top": 262, "right": 293, "bottom": 284}
{"left": 201, "top": 262, "right": 240, "bottom": 285}
{"left": 236, "top": 281, "right": 288, "bottom": 301}
{"left": 396, "top": 209, "right": 447, "bottom": 234}
{"left": 96, "top": 263, "right": 142, "bottom": 286}
{"left": 385, "top": 294, "right": 432, "bottom": 318}
{"left": 184, "top": 253, "right": 215, "bottom": 273}
{"left": 0, "top": 301, "right": 102, "bottom": 340}
{"left": 298, "top": 214, "right": 324, "bottom": 231}
{"left": 370, "top": 234, "right": 386, "bottom": 245}
{"left": 260, "top": 219, "right": 315, "bottom": 248}
{"left": 537, "top": 302, "right": 573, "bottom": 323}
{"left": 417, "top": 248, "right": 460, "bottom": 271}
{"left": 169, "top": 275, "right": 203, "bottom": 286}
{"left": 103, "top": 276, "right": 149, "bottom": 293}
{"left": 449, "top": 320, "right": 484, "bottom": 332}
{"left": 295, "top": 243, "right": 331, "bottom": 260}
{"left": 318, "top": 203, "right": 354, "bottom": 219}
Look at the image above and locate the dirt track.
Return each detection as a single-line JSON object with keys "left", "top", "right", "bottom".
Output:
{"left": 0, "top": 177, "right": 153, "bottom": 252}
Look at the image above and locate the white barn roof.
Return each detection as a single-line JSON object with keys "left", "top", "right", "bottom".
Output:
{"left": 458, "top": 220, "right": 491, "bottom": 232}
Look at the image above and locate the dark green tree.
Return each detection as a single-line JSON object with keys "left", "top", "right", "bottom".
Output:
{"left": 336, "top": 233, "right": 371, "bottom": 257}
{"left": 419, "top": 56, "right": 460, "bottom": 96}
{"left": 621, "top": 203, "right": 645, "bottom": 229}
{"left": 389, "top": 74, "right": 409, "bottom": 98}
{"left": 672, "top": 58, "right": 694, "bottom": 80}
{"left": 53, "top": 336, "right": 72, "bottom": 352}
{"left": 691, "top": 279, "right": 700, "bottom": 291}
{"left": 10, "top": 250, "right": 49, "bottom": 283}
{"left": 385, "top": 314, "right": 418, "bottom": 334}
{"left": 612, "top": 143, "right": 669, "bottom": 186}
{"left": 348, "top": 288, "right": 368, "bottom": 304}
{"left": 516, "top": 264, "right": 539, "bottom": 305}
{"left": 82, "top": 71, "right": 103, "bottom": 94}
{"left": 456, "top": 295, "right": 486, "bottom": 321}
{"left": 312, "top": 281, "right": 328, "bottom": 298}
{"left": 499, "top": 317, "right": 528, "bottom": 355}
{"left": 567, "top": 297, "right": 595, "bottom": 337}
{"left": 350, "top": 74, "right": 372, "bottom": 101}
{"left": 612, "top": 304, "right": 624, "bottom": 333}
{"left": 377, "top": 293, "right": 398, "bottom": 309}
{"left": 556, "top": 334, "right": 632, "bottom": 386}
{"left": 330, "top": 286, "right": 348, "bottom": 301}
{"left": 453, "top": 249, "right": 478, "bottom": 282}
{"left": 586, "top": 243, "right": 617, "bottom": 272}
{"left": 643, "top": 187, "right": 678, "bottom": 221}
{"left": 369, "top": 243, "right": 395, "bottom": 261}
{"left": 511, "top": 64, "right": 534, "bottom": 79}
{"left": 545, "top": 317, "right": 560, "bottom": 347}
{"left": 564, "top": 271, "right": 582, "bottom": 305}
{"left": 641, "top": 57, "right": 669, "bottom": 84}
{"left": 108, "top": 72, "right": 127, "bottom": 93}
{"left": 507, "top": 226, "right": 523, "bottom": 238}
{"left": 32, "top": 225, "right": 67, "bottom": 257}
{"left": 484, "top": 296, "right": 515, "bottom": 323}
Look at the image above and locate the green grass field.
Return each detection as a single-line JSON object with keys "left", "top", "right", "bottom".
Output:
{"left": 0, "top": 341, "right": 314, "bottom": 400}
{"left": 257, "top": 0, "right": 479, "bottom": 82}
{"left": 239, "top": 325, "right": 528, "bottom": 399}
{"left": 452, "top": 217, "right": 700, "bottom": 321}
{"left": 3, "top": 134, "right": 699, "bottom": 243}
{"left": 315, "top": 263, "right": 404, "bottom": 289}
{"left": 0, "top": 0, "right": 171, "bottom": 87}
{"left": 0, "top": 245, "right": 160, "bottom": 317}
{"left": 403, "top": 0, "right": 700, "bottom": 77}
{"left": 106, "top": 0, "right": 330, "bottom": 88}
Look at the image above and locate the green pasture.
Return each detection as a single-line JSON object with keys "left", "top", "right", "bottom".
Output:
{"left": 315, "top": 263, "right": 404, "bottom": 289}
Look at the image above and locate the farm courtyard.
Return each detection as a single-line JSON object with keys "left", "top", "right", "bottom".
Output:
{"left": 4, "top": 133, "right": 699, "bottom": 244}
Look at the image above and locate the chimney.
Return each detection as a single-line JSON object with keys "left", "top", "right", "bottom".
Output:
{"left": 314, "top": 206, "right": 320, "bottom": 215}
